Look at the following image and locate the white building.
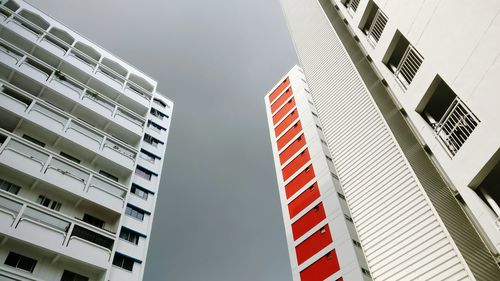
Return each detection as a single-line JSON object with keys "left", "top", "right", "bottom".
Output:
{"left": 279, "top": 0, "right": 500, "bottom": 280}
{"left": 0, "top": 1, "right": 173, "bottom": 280}
{"left": 265, "top": 66, "right": 371, "bottom": 281}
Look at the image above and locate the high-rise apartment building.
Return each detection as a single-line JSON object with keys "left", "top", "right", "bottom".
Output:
{"left": 272, "top": 0, "right": 500, "bottom": 280}
{"left": 266, "top": 66, "right": 371, "bottom": 281}
{"left": 0, "top": 1, "right": 173, "bottom": 281}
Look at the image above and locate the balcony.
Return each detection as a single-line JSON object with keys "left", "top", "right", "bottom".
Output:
{"left": 384, "top": 32, "right": 423, "bottom": 89}
{"left": 0, "top": 85, "right": 138, "bottom": 170}
{"left": 420, "top": 77, "right": 479, "bottom": 156}
{"left": 360, "top": 1, "right": 388, "bottom": 45}
{"left": 0, "top": 12, "right": 154, "bottom": 114}
{"left": 433, "top": 98, "right": 479, "bottom": 156}
{"left": 0, "top": 191, "right": 115, "bottom": 269}
{"left": 0, "top": 133, "right": 128, "bottom": 212}
{"left": 0, "top": 42, "right": 146, "bottom": 141}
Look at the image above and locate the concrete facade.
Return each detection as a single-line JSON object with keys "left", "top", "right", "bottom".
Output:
{"left": 0, "top": 1, "right": 173, "bottom": 280}
{"left": 279, "top": 0, "right": 500, "bottom": 280}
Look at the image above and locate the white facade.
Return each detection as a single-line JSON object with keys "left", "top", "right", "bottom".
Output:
{"left": 0, "top": 1, "right": 173, "bottom": 281}
{"left": 280, "top": 0, "right": 500, "bottom": 280}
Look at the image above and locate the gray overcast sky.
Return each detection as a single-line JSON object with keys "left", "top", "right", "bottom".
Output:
{"left": 27, "top": 1, "right": 297, "bottom": 280}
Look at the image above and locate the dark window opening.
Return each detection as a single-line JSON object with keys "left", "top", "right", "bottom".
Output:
{"left": 37, "top": 195, "right": 61, "bottom": 211}
{"left": 119, "top": 227, "right": 140, "bottom": 245}
{"left": 126, "top": 205, "right": 145, "bottom": 221}
{"left": 99, "top": 170, "right": 118, "bottom": 182}
{"left": 60, "top": 270, "right": 89, "bottom": 281}
{"left": 22, "top": 134, "right": 45, "bottom": 147}
{"left": 112, "top": 253, "right": 135, "bottom": 271}
{"left": 4, "top": 252, "right": 37, "bottom": 273}
{"left": 0, "top": 178, "right": 21, "bottom": 194}
{"left": 60, "top": 151, "right": 81, "bottom": 164}
{"left": 71, "top": 225, "right": 114, "bottom": 250}
{"left": 82, "top": 213, "right": 104, "bottom": 229}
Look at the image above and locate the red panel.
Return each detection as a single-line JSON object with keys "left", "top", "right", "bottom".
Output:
{"left": 285, "top": 165, "right": 315, "bottom": 199}
{"left": 296, "top": 225, "right": 333, "bottom": 265}
{"left": 292, "top": 203, "right": 326, "bottom": 240}
{"left": 279, "top": 134, "right": 306, "bottom": 164}
{"left": 288, "top": 183, "right": 320, "bottom": 219}
{"left": 300, "top": 250, "right": 340, "bottom": 281}
{"left": 269, "top": 77, "right": 290, "bottom": 104}
{"left": 274, "top": 110, "right": 299, "bottom": 137}
{"left": 271, "top": 87, "right": 293, "bottom": 113}
{"left": 277, "top": 121, "right": 302, "bottom": 151}
{"left": 272, "top": 99, "right": 296, "bottom": 124}
{"left": 282, "top": 149, "right": 311, "bottom": 181}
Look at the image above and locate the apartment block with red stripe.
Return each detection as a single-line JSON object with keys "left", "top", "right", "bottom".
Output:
{"left": 265, "top": 65, "right": 371, "bottom": 281}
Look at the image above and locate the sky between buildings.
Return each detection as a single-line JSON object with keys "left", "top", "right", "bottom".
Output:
{"left": 27, "top": 0, "right": 298, "bottom": 280}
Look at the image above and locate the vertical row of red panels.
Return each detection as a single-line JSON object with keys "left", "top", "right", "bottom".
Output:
{"left": 269, "top": 77, "right": 341, "bottom": 281}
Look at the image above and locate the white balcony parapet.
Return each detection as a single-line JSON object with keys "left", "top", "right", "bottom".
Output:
{"left": 0, "top": 42, "right": 23, "bottom": 64}
{"left": 0, "top": 7, "right": 156, "bottom": 103}
{"left": 0, "top": 132, "right": 128, "bottom": 212}
{"left": 434, "top": 97, "right": 480, "bottom": 156}
{"left": 0, "top": 83, "right": 139, "bottom": 169}
{"left": 0, "top": 191, "right": 114, "bottom": 268}
{"left": 29, "top": 103, "right": 67, "bottom": 130}
{"left": 0, "top": 38, "right": 146, "bottom": 134}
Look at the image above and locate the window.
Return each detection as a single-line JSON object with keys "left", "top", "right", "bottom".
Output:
{"left": 345, "top": 214, "right": 353, "bottom": 222}
{"left": 337, "top": 192, "right": 346, "bottom": 200}
{"left": 82, "top": 214, "right": 104, "bottom": 228}
{"left": 144, "top": 134, "right": 161, "bottom": 147}
{"left": 326, "top": 156, "right": 333, "bottom": 162}
{"left": 37, "top": 195, "right": 61, "bottom": 211}
{"left": 125, "top": 205, "right": 145, "bottom": 221}
{"left": 316, "top": 125, "right": 322, "bottom": 130}
{"left": 22, "top": 134, "right": 45, "bottom": 147}
{"left": 60, "top": 152, "right": 81, "bottom": 164}
{"left": 147, "top": 120, "right": 165, "bottom": 132}
{"left": 119, "top": 227, "right": 140, "bottom": 244}
{"left": 135, "top": 166, "right": 153, "bottom": 181}
{"left": 4, "top": 252, "right": 37, "bottom": 273}
{"left": 0, "top": 179, "right": 21, "bottom": 194}
{"left": 311, "top": 112, "right": 318, "bottom": 118}
{"left": 60, "top": 270, "right": 89, "bottom": 281}
{"left": 131, "top": 184, "right": 149, "bottom": 200}
{"left": 71, "top": 225, "right": 114, "bottom": 250}
{"left": 384, "top": 31, "right": 423, "bottom": 89}
{"left": 151, "top": 108, "right": 168, "bottom": 119}
{"left": 343, "top": 0, "right": 360, "bottom": 13}
{"left": 360, "top": 1, "right": 388, "bottom": 44}
{"left": 99, "top": 170, "right": 118, "bottom": 182}
{"left": 419, "top": 77, "right": 479, "bottom": 156}
{"left": 112, "top": 253, "right": 135, "bottom": 271}
{"left": 139, "top": 150, "right": 157, "bottom": 164}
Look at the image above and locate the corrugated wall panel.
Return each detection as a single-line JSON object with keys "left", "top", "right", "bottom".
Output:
{"left": 279, "top": 0, "right": 479, "bottom": 279}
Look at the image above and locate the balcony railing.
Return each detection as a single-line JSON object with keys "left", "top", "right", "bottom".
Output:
{"left": 366, "top": 9, "right": 387, "bottom": 45}
{"left": 0, "top": 190, "right": 114, "bottom": 267}
{"left": 0, "top": 84, "right": 139, "bottom": 168}
{"left": 0, "top": 39, "right": 146, "bottom": 135}
{"left": 434, "top": 98, "right": 479, "bottom": 156}
{"left": 0, "top": 132, "right": 128, "bottom": 211}
{"left": 394, "top": 45, "right": 423, "bottom": 89}
{"left": 0, "top": 5, "right": 155, "bottom": 101}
